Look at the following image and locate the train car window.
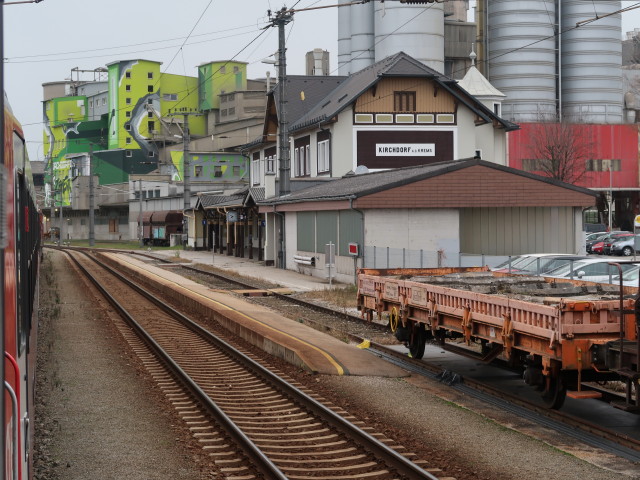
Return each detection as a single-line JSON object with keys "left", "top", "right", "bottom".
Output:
{"left": 13, "top": 132, "right": 28, "bottom": 355}
{"left": 13, "top": 130, "right": 25, "bottom": 171}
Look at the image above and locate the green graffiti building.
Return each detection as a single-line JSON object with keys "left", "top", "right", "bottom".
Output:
{"left": 43, "top": 59, "right": 208, "bottom": 206}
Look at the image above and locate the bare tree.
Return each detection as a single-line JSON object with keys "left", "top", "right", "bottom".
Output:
{"left": 525, "top": 121, "right": 594, "bottom": 185}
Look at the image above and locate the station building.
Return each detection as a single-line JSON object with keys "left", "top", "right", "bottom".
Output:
{"left": 190, "top": 52, "right": 597, "bottom": 282}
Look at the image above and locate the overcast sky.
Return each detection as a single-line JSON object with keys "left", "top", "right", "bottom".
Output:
{"left": 4, "top": 0, "right": 640, "bottom": 162}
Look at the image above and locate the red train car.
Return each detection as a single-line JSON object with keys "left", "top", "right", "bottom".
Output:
{"left": 2, "top": 94, "right": 41, "bottom": 479}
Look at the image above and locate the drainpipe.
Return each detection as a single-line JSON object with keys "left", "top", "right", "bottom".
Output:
{"left": 274, "top": 206, "right": 286, "bottom": 269}
{"left": 350, "top": 196, "right": 365, "bottom": 283}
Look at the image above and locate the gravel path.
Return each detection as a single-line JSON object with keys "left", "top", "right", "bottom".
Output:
{"left": 34, "top": 250, "right": 640, "bottom": 480}
{"left": 35, "top": 251, "right": 212, "bottom": 479}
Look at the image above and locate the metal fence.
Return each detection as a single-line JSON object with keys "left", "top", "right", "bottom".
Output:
{"left": 362, "top": 246, "right": 624, "bottom": 283}
{"left": 363, "top": 246, "right": 510, "bottom": 269}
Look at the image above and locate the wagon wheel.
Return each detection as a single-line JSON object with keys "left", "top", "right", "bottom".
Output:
{"left": 408, "top": 322, "right": 426, "bottom": 360}
{"left": 541, "top": 374, "right": 567, "bottom": 409}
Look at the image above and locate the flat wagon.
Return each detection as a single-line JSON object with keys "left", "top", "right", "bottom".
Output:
{"left": 357, "top": 267, "right": 639, "bottom": 409}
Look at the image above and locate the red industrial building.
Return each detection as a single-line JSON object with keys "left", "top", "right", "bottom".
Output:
{"left": 508, "top": 123, "right": 640, "bottom": 231}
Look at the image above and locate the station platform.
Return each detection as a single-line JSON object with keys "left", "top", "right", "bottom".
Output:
{"left": 99, "top": 251, "right": 408, "bottom": 378}
{"left": 149, "top": 249, "right": 340, "bottom": 293}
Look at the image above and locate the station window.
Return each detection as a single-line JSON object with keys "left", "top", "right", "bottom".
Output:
{"left": 125, "top": 71, "right": 131, "bottom": 79}
{"left": 394, "top": 91, "right": 416, "bottom": 112}
{"left": 125, "top": 85, "right": 131, "bottom": 91}
{"left": 125, "top": 97, "right": 132, "bottom": 105}
{"left": 148, "top": 85, "right": 154, "bottom": 93}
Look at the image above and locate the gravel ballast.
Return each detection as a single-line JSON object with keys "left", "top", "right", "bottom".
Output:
{"left": 34, "top": 250, "right": 640, "bottom": 479}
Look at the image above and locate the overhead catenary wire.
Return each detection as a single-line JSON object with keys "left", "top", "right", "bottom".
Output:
{"left": 17, "top": 0, "right": 639, "bottom": 133}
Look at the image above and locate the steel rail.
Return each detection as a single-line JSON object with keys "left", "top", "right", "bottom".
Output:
{"left": 50, "top": 245, "right": 388, "bottom": 329}
{"left": 64, "top": 248, "right": 440, "bottom": 480}
{"left": 61, "top": 249, "right": 288, "bottom": 480}
{"left": 366, "top": 343, "right": 640, "bottom": 461}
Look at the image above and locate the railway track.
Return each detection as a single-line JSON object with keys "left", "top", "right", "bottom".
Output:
{"left": 62, "top": 248, "right": 441, "bottom": 480}
{"left": 53, "top": 247, "right": 640, "bottom": 463}
{"left": 140, "top": 253, "right": 640, "bottom": 460}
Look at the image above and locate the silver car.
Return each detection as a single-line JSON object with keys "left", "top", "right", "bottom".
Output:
{"left": 609, "top": 234, "right": 640, "bottom": 256}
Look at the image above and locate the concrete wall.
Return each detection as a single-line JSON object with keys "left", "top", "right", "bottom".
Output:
{"left": 282, "top": 208, "right": 460, "bottom": 284}
{"left": 366, "top": 208, "right": 460, "bottom": 254}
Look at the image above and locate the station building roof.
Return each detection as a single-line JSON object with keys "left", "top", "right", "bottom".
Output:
{"left": 257, "top": 158, "right": 598, "bottom": 212}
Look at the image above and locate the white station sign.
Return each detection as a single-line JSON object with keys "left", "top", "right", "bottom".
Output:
{"left": 376, "top": 143, "right": 435, "bottom": 156}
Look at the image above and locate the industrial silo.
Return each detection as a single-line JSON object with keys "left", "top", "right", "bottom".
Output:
{"left": 373, "top": 2, "right": 444, "bottom": 73}
{"left": 350, "top": 1, "right": 375, "bottom": 73}
{"left": 560, "top": 0, "right": 623, "bottom": 124}
{"left": 487, "top": 0, "right": 558, "bottom": 122}
{"left": 338, "top": 0, "right": 352, "bottom": 75}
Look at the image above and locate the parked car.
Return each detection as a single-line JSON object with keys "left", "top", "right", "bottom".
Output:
{"left": 492, "top": 255, "right": 526, "bottom": 272}
{"left": 603, "top": 233, "right": 634, "bottom": 255}
{"left": 591, "top": 232, "right": 632, "bottom": 255}
{"left": 613, "top": 266, "right": 640, "bottom": 288}
{"left": 492, "top": 254, "right": 586, "bottom": 275}
{"left": 609, "top": 234, "right": 640, "bottom": 256}
{"left": 546, "top": 259, "right": 639, "bottom": 283}
{"left": 586, "top": 232, "right": 610, "bottom": 253}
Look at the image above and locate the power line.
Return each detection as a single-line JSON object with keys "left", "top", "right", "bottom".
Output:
{"left": 4, "top": 23, "right": 265, "bottom": 62}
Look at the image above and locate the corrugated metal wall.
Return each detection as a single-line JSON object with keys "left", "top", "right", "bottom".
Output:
{"left": 338, "top": 210, "right": 363, "bottom": 256}
{"left": 317, "top": 212, "right": 338, "bottom": 249}
{"left": 459, "top": 206, "right": 576, "bottom": 255}
{"left": 297, "top": 212, "right": 315, "bottom": 251}
{"left": 295, "top": 210, "right": 363, "bottom": 256}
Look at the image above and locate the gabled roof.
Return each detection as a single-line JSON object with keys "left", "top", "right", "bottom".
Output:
{"left": 258, "top": 158, "right": 597, "bottom": 206}
{"left": 272, "top": 75, "right": 347, "bottom": 127}
{"left": 457, "top": 64, "right": 505, "bottom": 99}
{"left": 248, "top": 187, "right": 265, "bottom": 203}
{"left": 289, "top": 52, "right": 518, "bottom": 133}
{"left": 198, "top": 194, "right": 245, "bottom": 209}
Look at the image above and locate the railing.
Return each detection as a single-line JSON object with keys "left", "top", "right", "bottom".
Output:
{"left": 363, "top": 246, "right": 509, "bottom": 269}
{"left": 362, "top": 247, "right": 625, "bottom": 283}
